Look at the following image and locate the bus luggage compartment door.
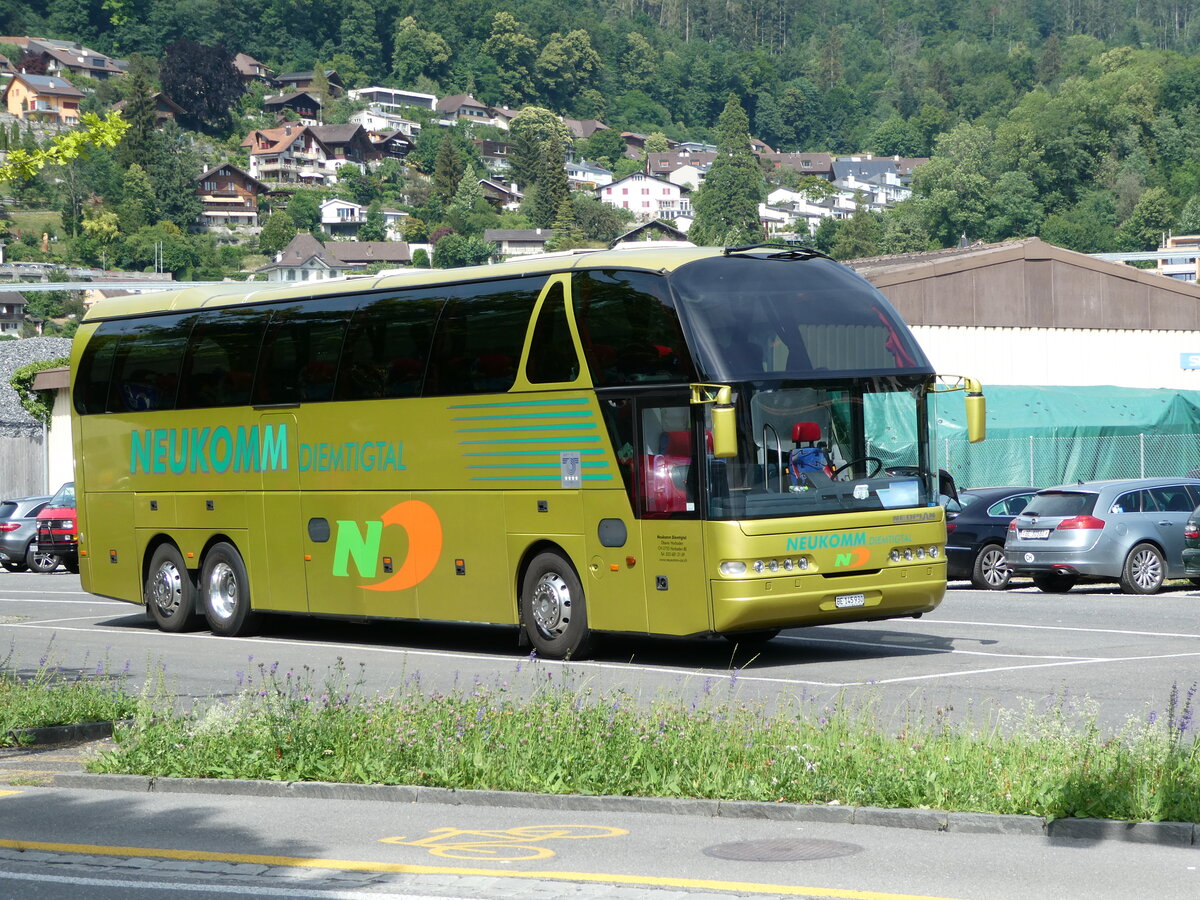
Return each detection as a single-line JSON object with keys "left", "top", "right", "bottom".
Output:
{"left": 257, "top": 413, "right": 308, "bottom": 613}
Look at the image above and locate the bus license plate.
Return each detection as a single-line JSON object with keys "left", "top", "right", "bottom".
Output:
{"left": 1019, "top": 529, "right": 1051, "bottom": 539}
{"left": 835, "top": 593, "right": 866, "bottom": 609}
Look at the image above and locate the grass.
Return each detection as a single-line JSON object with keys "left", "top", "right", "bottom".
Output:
{"left": 76, "top": 656, "right": 1200, "bottom": 824}
{"left": 7, "top": 209, "right": 62, "bottom": 237}
{"left": 0, "top": 647, "right": 139, "bottom": 746}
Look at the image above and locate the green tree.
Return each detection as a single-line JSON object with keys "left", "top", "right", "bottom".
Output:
{"left": 1176, "top": 194, "right": 1200, "bottom": 234}
{"left": 482, "top": 12, "right": 538, "bottom": 106}
{"left": 433, "top": 130, "right": 466, "bottom": 205}
{"left": 338, "top": 0, "right": 381, "bottom": 82}
{"left": 689, "top": 96, "right": 764, "bottom": 246}
{"left": 120, "top": 223, "right": 200, "bottom": 277}
{"left": 507, "top": 107, "right": 572, "bottom": 192}
{"left": 830, "top": 199, "right": 884, "bottom": 260}
{"left": 80, "top": 209, "right": 120, "bottom": 269}
{"left": 358, "top": 200, "right": 387, "bottom": 241}
{"left": 580, "top": 128, "right": 626, "bottom": 171}
{"left": 545, "top": 194, "right": 584, "bottom": 251}
{"left": 434, "top": 233, "right": 495, "bottom": 268}
{"left": 160, "top": 39, "right": 243, "bottom": 134}
{"left": 286, "top": 189, "right": 322, "bottom": 233}
{"left": 119, "top": 163, "right": 157, "bottom": 233}
{"left": 411, "top": 247, "right": 430, "bottom": 267}
{"left": 446, "top": 171, "right": 491, "bottom": 234}
{"left": 537, "top": 30, "right": 602, "bottom": 111}
{"left": 392, "top": 17, "right": 451, "bottom": 85}
{"left": 0, "top": 112, "right": 128, "bottom": 184}
{"left": 644, "top": 132, "right": 670, "bottom": 154}
{"left": 1118, "top": 187, "right": 1173, "bottom": 251}
{"left": 115, "top": 54, "right": 158, "bottom": 171}
{"left": 620, "top": 32, "right": 658, "bottom": 91}
{"left": 869, "top": 115, "right": 924, "bottom": 158}
{"left": 572, "top": 193, "right": 634, "bottom": 243}
{"left": 527, "top": 131, "right": 568, "bottom": 229}
{"left": 141, "top": 121, "right": 202, "bottom": 231}
{"left": 259, "top": 210, "right": 297, "bottom": 256}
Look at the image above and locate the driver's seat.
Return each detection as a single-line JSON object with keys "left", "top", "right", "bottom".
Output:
{"left": 788, "top": 421, "right": 832, "bottom": 487}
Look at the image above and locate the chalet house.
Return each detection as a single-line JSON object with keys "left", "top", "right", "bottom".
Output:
{"left": 565, "top": 158, "right": 613, "bottom": 191}
{"left": 195, "top": 164, "right": 269, "bottom": 231}
{"left": 258, "top": 233, "right": 411, "bottom": 281}
{"left": 242, "top": 125, "right": 332, "bottom": 185}
{"left": 234, "top": 53, "right": 273, "bottom": 84}
{"left": 368, "top": 129, "right": 414, "bottom": 164}
{"left": 0, "top": 291, "right": 25, "bottom": 336}
{"left": 609, "top": 220, "right": 690, "bottom": 248}
{"left": 484, "top": 229, "right": 553, "bottom": 259}
{"left": 2, "top": 73, "right": 83, "bottom": 124}
{"left": 763, "top": 152, "right": 834, "bottom": 179}
{"left": 307, "top": 124, "right": 373, "bottom": 176}
{"left": 479, "top": 179, "right": 521, "bottom": 211}
{"left": 274, "top": 70, "right": 344, "bottom": 98}
{"left": 349, "top": 85, "right": 435, "bottom": 112}
{"left": 113, "top": 92, "right": 185, "bottom": 124}
{"left": 562, "top": 118, "right": 608, "bottom": 141}
{"left": 488, "top": 106, "right": 520, "bottom": 131}
{"left": 436, "top": 93, "right": 489, "bottom": 123}
{"left": 319, "top": 199, "right": 407, "bottom": 240}
{"left": 474, "top": 139, "right": 511, "bottom": 177}
{"left": 598, "top": 172, "right": 690, "bottom": 221}
{"left": 25, "top": 38, "right": 123, "bottom": 81}
{"left": 647, "top": 151, "right": 716, "bottom": 190}
{"left": 263, "top": 91, "right": 321, "bottom": 126}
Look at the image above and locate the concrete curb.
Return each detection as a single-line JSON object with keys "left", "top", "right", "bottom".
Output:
{"left": 5, "top": 721, "right": 116, "bottom": 746}
{"left": 49, "top": 773, "right": 1198, "bottom": 847}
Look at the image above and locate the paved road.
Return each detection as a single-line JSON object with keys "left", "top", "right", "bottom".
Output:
{"left": 3, "top": 572, "right": 1200, "bottom": 898}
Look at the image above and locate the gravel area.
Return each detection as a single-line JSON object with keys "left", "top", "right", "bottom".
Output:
{"left": 0, "top": 336, "right": 72, "bottom": 436}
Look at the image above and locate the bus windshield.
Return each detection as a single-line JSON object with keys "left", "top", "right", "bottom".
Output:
{"left": 701, "top": 377, "right": 933, "bottom": 520}
{"left": 669, "top": 255, "right": 931, "bottom": 381}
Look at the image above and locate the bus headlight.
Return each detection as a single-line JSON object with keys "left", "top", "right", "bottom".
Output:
{"left": 720, "top": 561, "right": 747, "bottom": 576}
{"left": 752, "top": 559, "right": 765, "bottom": 573}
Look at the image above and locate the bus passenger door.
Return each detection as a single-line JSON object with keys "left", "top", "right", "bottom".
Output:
{"left": 633, "top": 398, "right": 709, "bottom": 636}
{"left": 258, "top": 412, "right": 308, "bottom": 613}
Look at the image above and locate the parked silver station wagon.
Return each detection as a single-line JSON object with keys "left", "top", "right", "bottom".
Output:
{"left": 1004, "top": 477, "right": 1200, "bottom": 594}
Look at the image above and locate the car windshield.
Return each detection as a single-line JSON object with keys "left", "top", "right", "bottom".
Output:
{"left": 47, "top": 482, "right": 75, "bottom": 509}
{"left": 1022, "top": 491, "right": 1095, "bottom": 518}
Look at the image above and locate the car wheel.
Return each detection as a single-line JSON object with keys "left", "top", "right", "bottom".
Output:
{"left": 2, "top": 561, "right": 27, "bottom": 573}
{"left": 200, "top": 542, "right": 259, "bottom": 637}
{"left": 1119, "top": 542, "right": 1165, "bottom": 595}
{"left": 145, "top": 543, "right": 198, "bottom": 633}
{"left": 1031, "top": 572, "right": 1077, "bottom": 593}
{"left": 25, "top": 542, "right": 60, "bottom": 573}
{"left": 520, "top": 550, "right": 591, "bottom": 660}
{"left": 971, "top": 544, "right": 1011, "bottom": 590}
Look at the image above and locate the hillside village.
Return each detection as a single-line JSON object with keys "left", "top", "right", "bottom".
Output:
{"left": 0, "top": 33, "right": 928, "bottom": 322}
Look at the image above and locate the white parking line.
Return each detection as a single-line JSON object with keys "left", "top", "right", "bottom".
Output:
{"left": 0, "top": 596, "right": 130, "bottom": 605}
{"left": 889, "top": 617, "right": 1200, "bottom": 641}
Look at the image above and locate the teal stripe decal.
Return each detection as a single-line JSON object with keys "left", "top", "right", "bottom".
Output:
{"left": 448, "top": 399, "right": 590, "bottom": 410}
{"left": 459, "top": 438, "right": 601, "bottom": 445}
{"left": 468, "top": 474, "right": 614, "bottom": 482}
{"left": 456, "top": 424, "right": 598, "bottom": 433}
{"left": 452, "top": 412, "right": 593, "bottom": 421}
{"left": 463, "top": 449, "right": 606, "bottom": 457}
{"left": 468, "top": 462, "right": 609, "bottom": 469}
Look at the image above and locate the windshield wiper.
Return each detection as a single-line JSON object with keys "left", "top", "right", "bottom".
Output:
{"left": 722, "top": 243, "right": 832, "bottom": 261}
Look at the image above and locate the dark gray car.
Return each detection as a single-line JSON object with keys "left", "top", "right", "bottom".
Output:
{"left": 0, "top": 495, "right": 54, "bottom": 572}
{"left": 1005, "top": 478, "right": 1200, "bottom": 594}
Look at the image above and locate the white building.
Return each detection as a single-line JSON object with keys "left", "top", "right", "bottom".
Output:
{"left": 597, "top": 173, "right": 690, "bottom": 222}
{"left": 348, "top": 86, "right": 436, "bottom": 112}
{"left": 349, "top": 108, "right": 420, "bottom": 138}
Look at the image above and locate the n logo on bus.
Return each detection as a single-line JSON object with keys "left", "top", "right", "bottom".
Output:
{"left": 333, "top": 500, "right": 442, "bottom": 591}
{"left": 834, "top": 548, "right": 871, "bottom": 569}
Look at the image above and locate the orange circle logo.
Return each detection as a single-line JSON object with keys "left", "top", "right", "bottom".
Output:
{"left": 361, "top": 500, "right": 443, "bottom": 592}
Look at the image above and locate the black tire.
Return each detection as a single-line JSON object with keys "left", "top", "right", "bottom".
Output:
{"left": 25, "top": 541, "right": 59, "bottom": 573}
{"left": 2, "top": 560, "right": 27, "bottom": 573}
{"left": 1189, "top": 577, "right": 1200, "bottom": 587}
{"left": 65, "top": 558, "right": 79, "bottom": 575}
{"left": 971, "top": 544, "right": 1011, "bottom": 590}
{"left": 1119, "top": 542, "right": 1165, "bottom": 595}
{"left": 520, "top": 551, "right": 590, "bottom": 660}
{"left": 200, "top": 542, "right": 259, "bottom": 637}
{"left": 145, "top": 543, "right": 198, "bottom": 633}
{"left": 1031, "top": 571, "right": 1077, "bottom": 593}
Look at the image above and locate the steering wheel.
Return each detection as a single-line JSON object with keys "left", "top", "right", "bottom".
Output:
{"left": 831, "top": 456, "right": 883, "bottom": 480}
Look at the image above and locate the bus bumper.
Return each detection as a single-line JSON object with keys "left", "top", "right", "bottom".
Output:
{"left": 709, "top": 565, "right": 945, "bottom": 633}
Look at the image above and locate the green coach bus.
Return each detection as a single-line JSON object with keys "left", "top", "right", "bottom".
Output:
{"left": 70, "top": 245, "right": 984, "bottom": 659}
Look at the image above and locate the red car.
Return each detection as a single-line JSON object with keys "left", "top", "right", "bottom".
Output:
{"left": 33, "top": 481, "right": 77, "bottom": 574}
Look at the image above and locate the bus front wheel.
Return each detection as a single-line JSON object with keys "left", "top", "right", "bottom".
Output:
{"left": 521, "top": 551, "right": 591, "bottom": 660}
{"left": 201, "top": 542, "right": 259, "bottom": 637}
{"left": 145, "top": 543, "right": 198, "bottom": 633}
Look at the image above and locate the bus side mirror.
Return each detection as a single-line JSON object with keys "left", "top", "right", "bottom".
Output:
{"left": 691, "top": 383, "right": 738, "bottom": 459}
{"left": 965, "top": 388, "right": 986, "bottom": 444}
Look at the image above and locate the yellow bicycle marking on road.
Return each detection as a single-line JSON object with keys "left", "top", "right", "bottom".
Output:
{"left": 380, "top": 824, "right": 628, "bottom": 860}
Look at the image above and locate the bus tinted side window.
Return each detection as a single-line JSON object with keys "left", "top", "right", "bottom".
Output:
{"left": 526, "top": 281, "right": 580, "bottom": 384}
{"left": 254, "top": 299, "right": 353, "bottom": 405}
{"left": 106, "top": 314, "right": 195, "bottom": 413}
{"left": 426, "top": 278, "right": 545, "bottom": 396}
{"left": 74, "top": 325, "right": 122, "bottom": 414}
{"left": 574, "top": 270, "right": 696, "bottom": 386}
{"left": 176, "top": 307, "right": 270, "bottom": 409}
{"left": 334, "top": 291, "right": 444, "bottom": 401}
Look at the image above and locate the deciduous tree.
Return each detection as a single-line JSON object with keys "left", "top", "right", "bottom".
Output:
{"left": 160, "top": 39, "right": 243, "bottom": 134}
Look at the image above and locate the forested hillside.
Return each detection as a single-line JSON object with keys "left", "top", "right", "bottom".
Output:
{"left": 6, "top": 0, "right": 1200, "bottom": 264}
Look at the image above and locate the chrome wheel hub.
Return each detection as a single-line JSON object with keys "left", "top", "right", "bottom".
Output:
{"left": 1132, "top": 551, "right": 1161, "bottom": 590}
{"left": 150, "top": 562, "right": 182, "bottom": 615}
{"left": 531, "top": 572, "right": 571, "bottom": 637}
{"left": 207, "top": 561, "right": 238, "bottom": 620}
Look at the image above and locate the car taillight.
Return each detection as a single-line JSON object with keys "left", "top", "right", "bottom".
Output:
{"left": 1186, "top": 522, "right": 1200, "bottom": 540}
{"left": 0, "top": 522, "right": 19, "bottom": 532}
{"left": 1008, "top": 520, "right": 1017, "bottom": 531}
{"left": 1056, "top": 515, "right": 1106, "bottom": 530}
{"left": 945, "top": 522, "right": 957, "bottom": 533}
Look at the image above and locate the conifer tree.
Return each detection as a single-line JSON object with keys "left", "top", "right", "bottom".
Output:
{"left": 358, "top": 200, "right": 387, "bottom": 241}
{"left": 529, "top": 132, "right": 568, "bottom": 229}
{"left": 433, "top": 131, "right": 465, "bottom": 205}
{"left": 545, "top": 194, "right": 583, "bottom": 251}
{"left": 688, "top": 95, "right": 764, "bottom": 247}
{"left": 116, "top": 55, "right": 157, "bottom": 171}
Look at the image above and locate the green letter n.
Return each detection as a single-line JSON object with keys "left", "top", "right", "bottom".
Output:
{"left": 333, "top": 520, "right": 383, "bottom": 578}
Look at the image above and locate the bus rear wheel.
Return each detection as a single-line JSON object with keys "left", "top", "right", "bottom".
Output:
{"left": 521, "top": 551, "right": 591, "bottom": 660}
{"left": 201, "top": 542, "right": 259, "bottom": 637}
{"left": 145, "top": 543, "right": 198, "bottom": 633}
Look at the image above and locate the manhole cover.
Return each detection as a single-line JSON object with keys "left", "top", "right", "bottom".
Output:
{"left": 702, "top": 838, "right": 863, "bottom": 862}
